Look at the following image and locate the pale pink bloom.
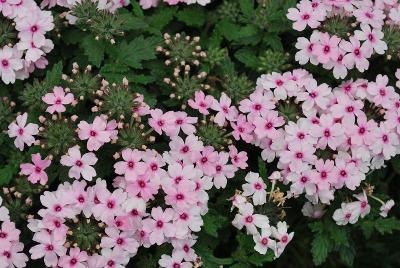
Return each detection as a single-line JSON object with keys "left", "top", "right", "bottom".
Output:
{"left": 334, "top": 157, "right": 363, "bottom": 190}
{"left": 354, "top": 191, "right": 370, "bottom": 218}
{"left": 101, "top": 248, "right": 129, "bottom": 268}
{"left": 15, "top": 8, "right": 54, "bottom": 41}
{"left": 163, "top": 163, "right": 199, "bottom": 186}
{"left": 344, "top": 113, "right": 376, "bottom": 146}
{"left": 340, "top": 37, "right": 371, "bottom": 72}
{"left": 367, "top": 75, "right": 396, "bottom": 109}
{"left": 380, "top": 199, "right": 394, "bottom": 217}
{"left": 142, "top": 207, "right": 175, "bottom": 245}
{"left": 171, "top": 238, "right": 197, "bottom": 261}
{"left": 77, "top": 116, "right": 111, "bottom": 151}
{"left": 228, "top": 145, "right": 248, "bottom": 169}
{"left": 271, "top": 221, "right": 294, "bottom": 257}
{"left": 41, "top": 214, "right": 68, "bottom": 241}
{"left": 212, "top": 152, "right": 237, "bottom": 189}
{"left": 7, "top": 113, "right": 39, "bottom": 151}
{"left": 42, "top": 86, "right": 74, "bottom": 114}
{"left": 301, "top": 202, "right": 325, "bottom": 219}
{"left": 231, "top": 114, "right": 254, "bottom": 143}
{"left": 169, "top": 111, "right": 197, "bottom": 136}
{"left": 211, "top": 93, "right": 238, "bottom": 126}
{"left": 330, "top": 93, "right": 364, "bottom": 124}
{"left": 310, "top": 159, "right": 336, "bottom": 189}
{"left": 92, "top": 189, "right": 127, "bottom": 222}
{"left": 385, "top": 110, "right": 400, "bottom": 136}
{"left": 29, "top": 231, "right": 66, "bottom": 267}
{"left": 279, "top": 141, "right": 316, "bottom": 173}
{"left": 0, "top": 221, "right": 20, "bottom": 249}
{"left": 284, "top": 119, "right": 316, "bottom": 146}
{"left": 58, "top": 247, "right": 88, "bottom": 268}
{"left": 0, "top": 46, "right": 23, "bottom": 84}
{"left": 16, "top": 37, "right": 45, "bottom": 62}
{"left": 60, "top": 146, "right": 97, "bottom": 181}
{"left": 295, "top": 31, "right": 320, "bottom": 65}
{"left": 239, "top": 90, "right": 275, "bottom": 117}
{"left": 169, "top": 134, "right": 204, "bottom": 163}
{"left": 286, "top": 166, "right": 316, "bottom": 196}
{"left": 258, "top": 72, "right": 296, "bottom": 100}
{"left": 100, "top": 227, "right": 139, "bottom": 255}
{"left": 20, "top": 153, "right": 51, "bottom": 185}
{"left": 253, "top": 227, "right": 276, "bottom": 255}
{"left": 148, "top": 109, "right": 176, "bottom": 135}
{"left": 353, "top": 7, "right": 385, "bottom": 29}
{"left": 298, "top": 79, "right": 331, "bottom": 111}
{"left": 370, "top": 123, "right": 399, "bottom": 160}
{"left": 314, "top": 33, "right": 341, "bottom": 64}
{"left": 0, "top": 242, "right": 28, "bottom": 268}
{"left": 39, "top": 191, "right": 74, "bottom": 218}
{"left": 173, "top": 207, "right": 203, "bottom": 238}
{"left": 310, "top": 114, "right": 344, "bottom": 150}
{"left": 287, "top": 0, "right": 325, "bottom": 31}
{"left": 139, "top": 0, "right": 159, "bottom": 9}
{"left": 158, "top": 252, "right": 192, "bottom": 268}
{"left": 114, "top": 148, "right": 146, "bottom": 181}
{"left": 354, "top": 24, "right": 387, "bottom": 55}
{"left": 323, "top": 49, "right": 348, "bottom": 79}
{"left": 253, "top": 111, "right": 285, "bottom": 139}
{"left": 0, "top": 197, "right": 9, "bottom": 222}
{"left": 194, "top": 146, "right": 218, "bottom": 176}
{"left": 126, "top": 175, "right": 159, "bottom": 202}
{"left": 188, "top": 91, "right": 214, "bottom": 115}
{"left": 242, "top": 172, "right": 267, "bottom": 205}
{"left": 164, "top": 180, "right": 197, "bottom": 209}
{"left": 232, "top": 203, "right": 269, "bottom": 235}
{"left": 332, "top": 202, "right": 360, "bottom": 225}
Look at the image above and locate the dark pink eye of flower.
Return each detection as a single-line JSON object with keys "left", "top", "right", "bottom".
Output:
{"left": 382, "top": 134, "right": 388, "bottom": 142}
{"left": 340, "top": 170, "right": 347, "bottom": 177}
{"left": 298, "top": 133, "right": 305, "bottom": 139}
{"left": 150, "top": 163, "right": 158, "bottom": 171}
{"left": 346, "top": 106, "right": 354, "bottom": 112}
{"left": 75, "top": 160, "right": 83, "bottom": 167}
{"left": 157, "top": 120, "right": 164, "bottom": 126}
{"left": 379, "top": 88, "right": 386, "bottom": 96}
{"left": 3, "top": 251, "right": 10, "bottom": 258}
{"left": 361, "top": 201, "right": 367, "bottom": 208}
{"left": 281, "top": 235, "right": 288, "bottom": 243}
{"left": 181, "top": 146, "right": 189, "bottom": 153}
{"left": 321, "top": 171, "right": 327, "bottom": 178}
{"left": 365, "top": 12, "right": 373, "bottom": 19}
{"left": 309, "top": 92, "right": 317, "bottom": 98}
{"left": 254, "top": 104, "right": 262, "bottom": 111}
{"left": 128, "top": 161, "right": 134, "bottom": 168}
{"left": 308, "top": 43, "right": 314, "bottom": 52}
{"left": 359, "top": 127, "right": 366, "bottom": 134}
{"left": 174, "top": 176, "right": 182, "bottom": 184}
{"left": 345, "top": 213, "right": 352, "bottom": 219}
{"left": 116, "top": 238, "right": 124, "bottom": 245}
{"left": 70, "top": 258, "right": 77, "bottom": 265}
{"left": 31, "top": 25, "right": 38, "bottom": 32}
{"left": 302, "top": 14, "right": 310, "bottom": 20}
{"left": 296, "top": 152, "right": 303, "bottom": 159}
{"left": 368, "top": 34, "right": 374, "bottom": 41}
{"left": 199, "top": 102, "right": 207, "bottom": 108}
{"left": 107, "top": 260, "right": 115, "bottom": 267}
{"left": 46, "top": 244, "right": 54, "bottom": 251}
{"left": 238, "top": 127, "right": 244, "bottom": 132}
{"left": 176, "top": 193, "right": 184, "bottom": 200}
{"left": 54, "top": 205, "right": 62, "bottom": 212}
{"left": 138, "top": 180, "right": 146, "bottom": 188}
{"left": 301, "top": 176, "right": 308, "bottom": 183}
{"left": 324, "top": 129, "right": 330, "bottom": 137}
{"left": 18, "top": 128, "right": 24, "bottom": 135}
{"left": 131, "top": 209, "right": 139, "bottom": 216}
{"left": 180, "top": 213, "right": 188, "bottom": 220}
{"left": 323, "top": 45, "right": 330, "bottom": 53}
{"left": 245, "top": 215, "right": 253, "bottom": 223}
{"left": 90, "top": 130, "right": 97, "bottom": 137}
{"left": 0, "top": 232, "right": 7, "bottom": 238}
{"left": 261, "top": 237, "right": 269, "bottom": 245}
{"left": 156, "top": 220, "right": 164, "bottom": 228}
{"left": 176, "top": 119, "right": 183, "bottom": 125}
{"left": 55, "top": 98, "right": 62, "bottom": 104}
{"left": 265, "top": 122, "right": 273, "bottom": 129}
{"left": 54, "top": 221, "right": 61, "bottom": 228}
{"left": 354, "top": 48, "right": 360, "bottom": 56}
{"left": 35, "top": 166, "right": 42, "bottom": 173}
{"left": 222, "top": 106, "right": 228, "bottom": 113}
{"left": 201, "top": 157, "right": 208, "bottom": 163}
{"left": 337, "top": 54, "right": 344, "bottom": 62}
{"left": 1, "top": 59, "right": 9, "bottom": 67}
{"left": 173, "top": 263, "right": 181, "bottom": 268}
{"left": 78, "top": 195, "right": 85, "bottom": 203}
{"left": 107, "top": 201, "right": 115, "bottom": 209}
{"left": 183, "top": 245, "right": 190, "bottom": 252}
{"left": 216, "top": 165, "right": 222, "bottom": 172}
{"left": 276, "top": 80, "right": 283, "bottom": 86}
{"left": 254, "top": 183, "right": 262, "bottom": 190}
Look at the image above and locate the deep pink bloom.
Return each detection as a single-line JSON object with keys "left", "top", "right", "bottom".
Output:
{"left": 188, "top": 91, "right": 214, "bottom": 115}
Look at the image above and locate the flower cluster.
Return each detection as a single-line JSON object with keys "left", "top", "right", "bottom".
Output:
{"left": 140, "top": 0, "right": 211, "bottom": 9}
{"left": 287, "top": 0, "right": 396, "bottom": 79}
{"left": 0, "top": 0, "right": 54, "bottom": 84}
{"left": 0, "top": 196, "right": 28, "bottom": 267}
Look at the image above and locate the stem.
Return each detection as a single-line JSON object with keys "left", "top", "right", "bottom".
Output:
{"left": 368, "top": 194, "right": 385, "bottom": 205}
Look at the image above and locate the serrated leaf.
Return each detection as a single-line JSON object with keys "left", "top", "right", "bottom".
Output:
{"left": 234, "top": 48, "right": 258, "bottom": 69}
{"left": 81, "top": 36, "right": 105, "bottom": 67}
{"left": 258, "top": 157, "right": 267, "bottom": 181}
{"left": 44, "top": 61, "right": 63, "bottom": 88}
{"left": 374, "top": 217, "right": 400, "bottom": 235}
{"left": 176, "top": 6, "right": 206, "bottom": 27}
{"left": 239, "top": 0, "right": 254, "bottom": 17}
{"left": 339, "top": 245, "right": 355, "bottom": 267}
{"left": 100, "top": 63, "right": 130, "bottom": 83}
{"left": 147, "top": 7, "right": 177, "bottom": 31}
{"left": 0, "top": 165, "right": 17, "bottom": 186}
{"left": 311, "top": 233, "right": 331, "bottom": 266}
{"left": 203, "top": 209, "right": 228, "bottom": 237}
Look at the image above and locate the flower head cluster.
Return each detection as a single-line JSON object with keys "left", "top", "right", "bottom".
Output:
{"left": 140, "top": 0, "right": 211, "bottom": 9}
{"left": 288, "top": 0, "right": 393, "bottom": 79}
{"left": 0, "top": 0, "right": 54, "bottom": 84}
{"left": 0, "top": 196, "right": 28, "bottom": 267}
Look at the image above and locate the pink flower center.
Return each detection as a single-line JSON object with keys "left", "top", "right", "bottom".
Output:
{"left": 201, "top": 157, "right": 208, "bottom": 163}
{"left": 138, "top": 180, "right": 146, "bottom": 188}
{"left": 128, "top": 161, "right": 134, "bottom": 168}
{"left": 78, "top": 195, "right": 85, "bottom": 203}
{"left": 157, "top": 120, "right": 164, "bottom": 127}
{"left": 354, "top": 48, "right": 360, "bottom": 56}
{"left": 361, "top": 201, "right": 367, "bottom": 208}
{"left": 321, "top": 171, "right": 327, "bottom": 178}
{"left": 18, "top": 128, "right": 24, "bottom": 135}
{"left": 379, "top": 88, "right": 386, "bottom": 96}
{"left": 261, "top": 237, "right": 269, "bottom": 245}
{"left": 368, "top": 34, "right": 374, "bottom": 41}
{"left": 3, "top": 251, "right": 10, "bottom": 258}
{"left": 31, "top": 25, "right": 38, "bottom": 32}
{"left": 107, "top": 260, "right": 115, "bottom": 267}
{"left": 1, "top": 59, "right": 9, "bottom": 67}
{"left": 295, "top": 152, "right": 303, "bottom": 159}
{"left": 216, "top": 165, "right": 222, "bottom": 172}
{"left": 55, "top": 98, "right": 62, "bottom": 104}
{"left": 265, "top": 122, "right": 273, "bottom": 129}
{"left": 75, "top": 160, "right": 83, "bottom": 167}
{"left": 150, "top": 163, "right": 158, "bottom": 171}
{"left": 323, "top": 45, "right": 330, "bottom": 54}
{"left": 156, "top": 220, "right": 164, "bottom": 228}
{"left": 309, "top": 92, "right": 317, "bottom": 98}
{"left": 176, "top": 193, "right": 184, "bottom": 200}
{"left": 345, "top": 213, "right": 352, "bottom": 219}
{"left": 117, "top": 238, "right": 124, "bottom": 245}
{"left": 298, "top": 133, "right": 305, "bottom": 139}
{"left": 301, "top": 176, "right": 308, "bottom": 183}
{"left": 346, "top": 106, "right": 354, "bottom": 113}
{"left": 70, "top": 258, "right": 77, "bottom": 265}
{"left": 365, "top": 12, "right": 373, "bottom": 19}
{"left": 131, "top": 209, "right": 139, "bottom": 216}
{"left": 176, "top": 119, "right": 183, "bottom": 125}
{"left": 183, "top": 245, "right": 190, "bottom": 252}
{"left": 180, "top": 213, "right": 188, "bottom": 220}
{"left": 245, "top": 215, "right": 253, "bottom": 223}
{"left": 0, "top": 232, "right": 7, "bottom": 238}
{"left": 324, "top": 129, "right": 330, "bottom": 137}
{"left": 254, "top": 183, "right": 262, "bottom": 190}
{"left": 340, "top": 170, "right": 347, "bottom": 177}
{"left": 254, "top": 104, "right": 262, "bottom": 111}
{"left": 302, "top": 14, "right": 310, "bottom": 20}
{"left": 35, "top": 166, "right": 42, "bottom": 173}
{"left": 46, "top": 244, "right": 54, "bottom": 251}
{"left": 54, "top": 221, "right": 61, "bottom": 228}
{"left": 181, "top": 146, "right": 189, "bottom": 153}
{"left": 359, "top": 127, "right": 366, "bottom": 134}
{"left": 276, "top": 80, "right": 283, "bottom": 86}
{"left": 382, "top": 134, "right": 388, "bottom": 143}
{"left": 174, "top": 176, "right": 182, "bottom": 184}
{"left": 281, "top": 235, "right": 288, "bottom": 243}
{"left": 54, "top": 205, "right": 62, "bottom": 212}
{"left": 90, "top": 130, "right": 97, "bottom": 137}
{"left": 107, "top": 200, "right": 115, "bottom": 209}
{"left": 173, "top": 264, "right": 181, "bottom": 268}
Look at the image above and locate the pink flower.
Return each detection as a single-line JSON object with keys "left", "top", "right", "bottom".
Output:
{"left": 0, "top": 221, "right": 20, "bottom": 249}
{"left": 169, "top": 134, "right": 204, "bottom": 163}
{"left": 126, "top": 174, "right": 160, "bottom": 202}
{"left": 142, "top": 207, "right": 175, "bottom": 245}
{"left": 287, "top": 0, "right": 325, "bottom": 31}
{"left": 58, "top": 247, "right": 88, "bottom": 268}
{"left": 239, "top": 91, "right": 275, "bottom": 117}
{"left": 211, "top": 93, "right": 238, "bottom": 126}
{"left": 253, "top": 111, "right": 285, "bottom": 139}
{"left": 232, "top": 203, "right": 269, "bottom": 235}
{"left": 101, "top": 227, "right": 139, "bottom": 255}
{"left": 334, "top": 157, "right": 363, "bottom": 190}
{"left": 314, "top": 33, "right": 341, "bottom": 64}
{"left": 297, "top": 79, "right": 331, "bottom": 111}
{"left": 173, "top": 207, "right": 203, "bottom": 238}
{"left": 330, "top": 93, "right": 364, "bottom": 124}
{"left": 228, "top": 145, "right": 248, "bottom": 169}
{"left": 170, "top": 111, "right": 197, "bottom": 136}
{"left": 333, "top": 202, "right": 360, "bottom": 225}
{"left": 354, "top": 191, "right": 370, "bottom": 218}
{"left": 114, "top": 148, "right": 146, "bottom": 181}
{"left": 370, "top": 123, "right": 399, "bottom": 160}
{"left": 139, "top": 0, "right": 159, "bottom": 9}
{"left": 380, "top": 199, "right": 394, "bottom": 218}
{"left": 353, "top": 7, "right": 385, "bottom": 29}
{"left": 367, "top": 75, "right": 396, "bottom": 109}
{"left": 29, "top": 231, "right": 66, "bottom": 267}
{"left": 231, "top": 114, "right": 254, "bottom": 143}
{"left": 271, "top": 222, "right": 294, "bottom": 257}
{"left": 60, "top": 146, "right": 98, "bottom": 181}
{"left": 354, "top": 24, "right": 387, "bottom": 55}
{"left": 92, "top": 189, "right": 127, "bottom": 222}
{"left": 0, "top": 242, "right": 28, "bottom": 268}
{"left": 164, "top": 180, "right": 197, "bottom": 209}
{"left": 310, "top": 159, "right": 336, "bottom": 189}
{"left": 194, "top": 146, "right": 218, "bottom": 176}
{"left": 148, "top": 109, "right": 175, "bottom": 135}
{"left": 295, "top": 31, "right": 320, "bottom": 65}
{"left": 159, "top": 252, "right": 192, "bottom": 268}
{"left": 0, "top": 46, "right": 23, "bottom": 84}
{"left": 188, "top": 91, "right": 214, "bottom": 115}
{"left": 253, "top": 228, "right": 276, "bottom": 255}
{"left": 20, "top": 153, "right": 51, "bottom": 185}
{"left": 242, "top": 172, "right": 267, "bottom": 205}
{"left": 77, "top": 116, "right": 111, "bottom": 151}
{"left": 259, "top": 72, "right": 296, "bottom": 100}
{"left": 344, "top": 113, "right": 376, "bottom": 146}
{"left": 341, "top": 37, "right": 371, "bottom": 72}
{"left": 7, "top": 113, "right": 39, "bottom": 151}
{"left": 310, "top": 114, "right": 344, "bottom": 150}
{"left": 212, "top": 152, "right": 237, "bottom": 189}
{"left": 42, "top": 86, "right": 74, "bottom": 114}
{"left": 280, "top": 141, "right": 316, "bottom": 173}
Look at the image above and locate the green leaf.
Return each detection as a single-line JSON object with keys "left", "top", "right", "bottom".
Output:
{"left": 100, "top": 63, "right": 130, "bottom": 83}
{"left": 176, "top": 6, "right": 206, "bottom": 27}
{"left": 311, "top": 232, "right": 331, "bottom": 266}
{"left": 374, "top": 217, "right": 400, "bottom": 235}
{"left": 339, "top": 245, "right": 355, "bottom": 267}
{"left": 390, "top": 155, "right": 400, "bottom": 174}
{"left": 147, "top": 7, "right": 177, "bottom": 31}
{"left": 44, "top": 61, "right": 63, "bottom": 88}
{"left": 239, "top": 0, "right": 254, "bottom": 17}
{"left": 203, "top": 209, "right": 228, "bottom": 237}
{"left": 81, "top": 36, "right": 105, "bottom": 67}
{"left": 258, "top": 157, "right": 267, "bottom": 181}
{"left": 0, "top": 165, "right": 17, "bottom": 186}
{"left": 234, "top": 48, "right": 258, "bottom": 69}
